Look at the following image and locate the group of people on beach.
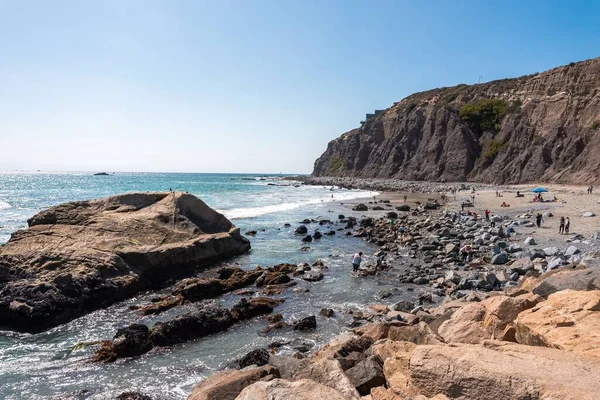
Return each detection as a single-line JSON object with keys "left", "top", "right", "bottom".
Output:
{"left": 587, "top": 186, "right": 594, "bottom": 194}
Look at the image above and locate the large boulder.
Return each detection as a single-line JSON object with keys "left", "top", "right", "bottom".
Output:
{"left": 408, "top": 341, "right": 600, "bottom": 400}
{"left": 344, "top": 357, "right": 386, "bottom": 396}
{"left": 531, "top": 267, "right": 600, "bottom": 298}
{"left": 0, "top": 192, "right": 250, "bottom": 332}
{"left": 514, "top": 290, "right": 600, "bottom": 357}
{"left": 235, "top": 379, "right": 351, "bottom": 400}
{"left": 187, "top": 365, "right": 279, "bottom": 400}
{"left": 438, "top": 293, "right": 541, "bottom": 344}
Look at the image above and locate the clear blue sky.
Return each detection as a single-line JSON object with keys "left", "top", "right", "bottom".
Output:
{"left": 1, "top": 1, "right": 598, "bottom": 174}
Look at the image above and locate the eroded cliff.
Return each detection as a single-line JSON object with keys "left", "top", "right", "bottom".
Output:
{"left": 313, "top": 57, "right": 600, "bottom": 184}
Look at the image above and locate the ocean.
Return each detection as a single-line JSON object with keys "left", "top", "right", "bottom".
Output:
{"left": 0, "top": 172, "right": 407, "bottom": 399}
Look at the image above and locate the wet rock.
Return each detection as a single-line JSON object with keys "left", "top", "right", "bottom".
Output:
{"left": 376, "top": 290, "right": 393, "bottom": 299}
{"left": 313, "top": 231, "right": 323, "bottom": 239}
{"left": 255, "top": 272, "right": 291, "bottom": 287}
{"left": 293, "top": 315, "right": 317, "bottom": 331}
{"left": 319, "top": 308, "right": 334, "bottom": 318}
{"left": 230, "top": 297, "right": 283, "bottom": 321}
{"left": 245, "top": 230, "right": 257, "bottom": 236}
{"left": 360, "top": 217, "right": 374, "bottom": 227}
{"left": 294, "top": 225, "right": 308, "bottom": 235}
{"left": 149, "top": 306, "right": 234, "bottom": 347}
{"left": 234, "top": 348, "right": 271, "bottom": 369}
{"left": 352, "top": 204, "right": 368, "bottom": 211}
{"left": 116, "top": 392, "right": 152, "bottom": 400}
{"left": 302, "top": 271, "right": 324, "bottom": 282}
{"left": 302, "top": 235, "right": 313, "bottom": 242}
{"left": 338, "top": 214, "right": 345, "bottom": 220}
{"left": 92, "top": 323, "right": 153, "bottom": 362}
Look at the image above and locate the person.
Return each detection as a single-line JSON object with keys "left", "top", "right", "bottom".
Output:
{"left": 473, "top": 213, "right": 478, "bottom": 222}
{"left": 460, "top": 244, "right": 472, "bottom": 262}
{"left": 565, "top": 217, "right": 570, "bottom": 234}
{"left": 471, "top": 195, "right": 475, "bottom": 204}
{"left": 461, "top": 202, "right": 465, "bottom": 211}
{"left": 484, "top": 209, "right": 490, "bottom": 221}
{"left": 398, "top": 225, "right": 405, "bottom": 237}
{"left": 559, "top": 216, "right": 565, "bottom": 234}
{"left": 366, "top": 229, "right": 372, "bottom": 241}
{"left": 389, "top": 217, "right": 396, "bottom": 231}
{"left": 403, "top": 195, "right": 407, "bottom": 202}
{"left": 536, "top": 213, "right": 543, "bottom": 228}
{"left": 376, "top": 253, "right": 386, "bottom": 270}
{"left": 352, "top": 252, "right": 363, "bottom": 273}
{"left": 516, "top": 190, "right": 520, "bottom": 197}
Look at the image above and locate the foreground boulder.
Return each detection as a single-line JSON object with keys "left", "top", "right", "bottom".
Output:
{"left": 531, "top": 267, "right": 600, "bottom": 298}
{"left": 408, "top": 341, "right": 600, "bottom": 400}
{"left": 514, "top": 290, "right": 600, "bottom": 357}
{"left": 235, "top": 378, "right": 351, "bottom": 400}
{"left": 187, "top": 365, "right": 279, "bottom": 400}
{"left": 0, "top": 192, "right": 250, "bottom": 332}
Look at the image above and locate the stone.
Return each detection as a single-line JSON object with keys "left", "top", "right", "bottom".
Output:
{"left": 235, "top": 378, "right": 353, "bottom": 400}
{"left": 293, "top": 315, "right": 317, "bottom": 331}
{"left": 396, "top": 205, "right": 410, "bottom": 212}
{"left": 565, "top": 246, "right": 580, "bottom": 257}
{"left": 313, "top": 231, "right": 323, "bottom": 239}
{"left": 187, "top": 365, "right": 279, "bottom": 400}
{"left": 0, "top": 192, "right": 250, "bottom": 333}
{"left": 302, "top": 271, "right": 324, "bottom": 282}
{"left": 302, "top": 235, "right": 313, "bottom": 242}
{"left": 344, "top": 357, "right": 386, "bottom": 396}
{"left": 92, "top": 323, "right": 152, "bottom": 362}
{"left": 444, "top": 243, "right": 458, "bottom": 255}
{"left": 508, "top": 244, "right": 523, "bottom": 253}
{"left": 546, "top": 256, "right": 566, "bottom": 270}
{"left": 295, "top": 225, "right": 308, "bottom": 234}
{"left": 582, "top": 211, "right": 596, "bottom": 217}
{"left": 353, "top": 204, "right": 368, "bottom": 211}
{"left": 444, "top": 271, "right": 461, "bottom": 284}
{"left": 387, "top": 322, "right": 443, "bottom": 345}
{"left": 514, "top": 290, "right": 600, "bottom": 357}
{"left": 524, "top": 237, "right": 536, "bottom": 245}
{"left": 438, "top": 293, "right": 542, "bottom": 344}
{"left": 319, "top": 308, "right": 334, "bottom": 318}
{"left": 580, "top": 252, "right": 600, "bottom": 268}
{"left": 117, "top": 393, "right": 152, "bottom": 400}
{"left": 543, "top": 247, "right": 561, "bottom": 257}
{"left": 234, "top": 348, "right": 271, "bottom": 369}
{"left": 391, "top": 301, "right": 414, "bottom": 313}
{"left": 532, "top": 268, "right": 600, "bottom": 298}
{"left": 409, "top": 341, "right": 600, "bottom": 400}
{"left": 491, "top": 252, "right": 509, "bottom": 264}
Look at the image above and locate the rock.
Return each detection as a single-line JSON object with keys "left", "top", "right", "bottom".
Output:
{"left": 387, "top": 322, "right": 443, "bottom": 345}
{"left": 582, "top": 211, "right": 596, "bottom": 217}
{"left": 149, "top": 306, "right": 234, "bottom": 347}
{"left": 293, "top": 358, "right": 361, "bottom": 398}
{"left": 580, "top": 252, "right": 600, "bottom": 268}
{"left": 375, "top": 290, "right": 393, "bottom": 299}
{"left": 302, "top": 235, "right": 313, "bottom": 242}
{"left": 372, "top": 206, "right": 385, "bottom": 211}
{"left": 92, "top": 323, "right": 153, "bottom": 362}
{"left": 338, "top": 214, "right": 345, "bottom": 220}
{"left": 444, "top": 271, "right": 461, "bottom": 284}
{"left": 295, "top": 225, "right": 308, "bottom": 234}
{"left": 235, "top": 378, "right": 352, "bottom": 400}
{"left": 438, "top": 293, "right": 542, "bottom": 344}
{"left": 524, "top": 237, "right": 536, "bottom": 245}
{"left": 313, "top": 231, "right": 323, "bottom": 239}
{"left": 302, "top": 271, "right": 324, "bottom": 282}
{"left": 187, "top": 365, "right": 279, "bottom": 400}
{"left": 508, "top": 244, "right": 523, "bottom": 253}
{"left": 532, "top": 268, "right": 600, "bottom": 298}
{"left": 234, "top": 348, "right": 271, "bottom": 369}
{"left": 444, "top": 243, "right": 458, "bottom": 255}
{"left": 116, "top": 393, "right": 152, "bottom": 400}
{"left": 543, "top": 247, "right": 561, "bottom": 257}
{"left": 293, "top": 315, "right": 317, "bottom": 331}
{"left": 319, "top": 308, "right": 334, "bottom": 318}
{"left": 408, "top": 341, "right": 600, "bottom": 400}
{"left": 345, "top": 357, "right": 386, "bottom": 396}
{"left": 0, "top": 192, "right": 250, "bottom": 333}
{"left": 514, "top": 290, "right": 600, "bottom": 357}
{"left": 387, "top": 212, "right": 398, "bottom": 219}
{"left": 565, "top": 246, "right": 580, "bottom": 257}
{"left": 491, "top": 252, "right": 509, "bottom": 264}
{"left": 255, "top": 272, "right": 291, "bottom": 287}
{"left": 396, "top": 205, "right": 410, "bottom": 212}
{"left": 230, "top": 297, "right": 283, "bottom": 320}
{"left": 353, "top": 204, "right": 368, "bottom": 211}
{"left": 546, "top": 256, "right": 566, "bottom": 270}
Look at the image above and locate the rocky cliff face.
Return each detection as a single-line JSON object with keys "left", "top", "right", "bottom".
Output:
{"left": 0, "top": 192, "right": 250, "bottom": 332}
{"left": 313, "top": 57, "right": 600, "bottom": 184}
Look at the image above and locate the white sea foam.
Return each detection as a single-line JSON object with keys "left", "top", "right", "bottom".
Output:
{"left": 0, "top": 201, "right": 12, "bottom": 210}
{"left": 221, "top": 190, "right": 378, "bottom": 219}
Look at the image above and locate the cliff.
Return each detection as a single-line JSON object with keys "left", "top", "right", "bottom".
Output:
{"left": 312, "top": 57, "right": 600, "bottom": 184}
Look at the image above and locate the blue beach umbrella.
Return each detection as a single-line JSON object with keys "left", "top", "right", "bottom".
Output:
{"left": 530, "top": 187, "right": 548, "bottom": 193}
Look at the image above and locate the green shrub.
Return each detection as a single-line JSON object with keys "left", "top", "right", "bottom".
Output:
{"left": 459, "top": 99, "right": 508, "bottom": 134}
{"left": 506, "top": 99, "right": 522, "bottom": 113}
{"left": 482, "top": 140, "right": 508, "bottom": 160}
{"left": 326, "top": 157, "right": 344, "bottom": 174}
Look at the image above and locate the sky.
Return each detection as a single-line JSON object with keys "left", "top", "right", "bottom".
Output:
{"left": 1, "top": 1, "right": 599, "bottom": 174}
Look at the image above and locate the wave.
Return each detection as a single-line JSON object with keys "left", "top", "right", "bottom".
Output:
{"left": 0, "top": 201, "right": 12, "bottom": 210}
{"left": 220, "top": 190, "right": 378, "bottom": 220}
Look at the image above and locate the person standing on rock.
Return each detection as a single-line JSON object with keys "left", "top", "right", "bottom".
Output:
{"left": 536, "top": 213, "right": 544, "bottom": 228}
{"left": 559, "top": 216, "right": 565, "bottom": 234}
{"left": 352, "top": 252, "right": 363, "bottom": 273}
{"left": 485, "top": 209, "right": 490, "bottom": 221}
{"left": 366, "top": 229, "right": 372, "bottom": 241}
{"left": 565, "top": 217, "right": 570, "bottom": 234}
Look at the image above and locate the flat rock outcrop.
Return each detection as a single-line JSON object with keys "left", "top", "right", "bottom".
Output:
{"left": 312, "top": 57, "right": 600, "bottom": 184}
{"left": 0, "top": 192, "right": 250, "bottom": 332}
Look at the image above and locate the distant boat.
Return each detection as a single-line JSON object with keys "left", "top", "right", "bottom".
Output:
{"left": 94, "top": 172, "right": 110, "bottom": 176}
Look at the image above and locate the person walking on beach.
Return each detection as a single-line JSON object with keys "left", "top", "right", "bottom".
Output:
{"left": 403, "top": 195, "right": 407, "bottom": 202}
{"left": 484, "top": 209, "right": 490, "bottom": 221}
{"left": 352, "top": 252, "right": 363, "bottom": 273}
{"left": 559, "top": 216, "right": 565, "bottom": 234}
{"left": 536, "top": 213, "right": 544, "bottom": 228}
{"left": 565, "top": 217, "right": 570, "bottom": 234}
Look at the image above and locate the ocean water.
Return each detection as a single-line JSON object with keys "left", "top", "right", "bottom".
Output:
{"left": 0, "top": 172, "right": 410, "bottom": 399}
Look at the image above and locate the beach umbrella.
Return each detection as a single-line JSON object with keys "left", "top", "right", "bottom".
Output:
{"left": 530, "top": 187, "right": 548, "bottom": 193}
